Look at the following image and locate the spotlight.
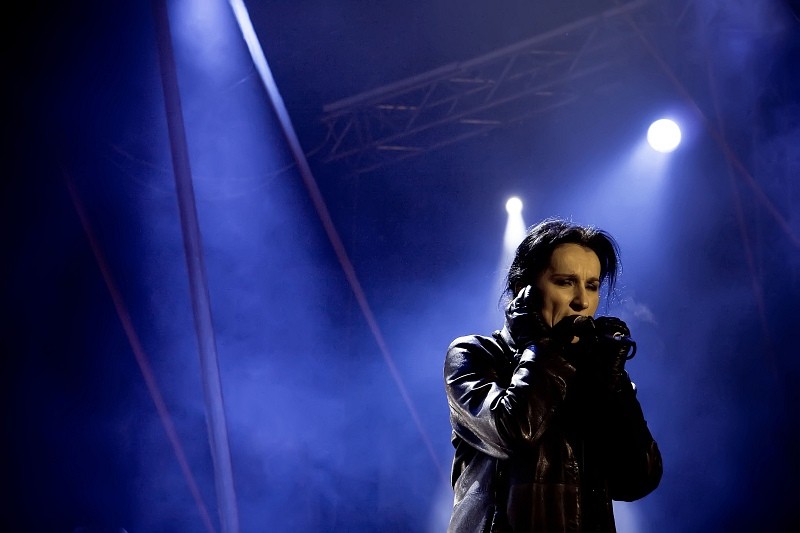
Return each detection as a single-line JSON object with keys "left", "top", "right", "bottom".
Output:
{"left": 505, "top": 197, "right": 523, "bottom": 214}
{"left": 647, "top": 119, "right": 681, "bottom": 153}
{"left": 503, "top": 196, "right": 526, "bottom": 254}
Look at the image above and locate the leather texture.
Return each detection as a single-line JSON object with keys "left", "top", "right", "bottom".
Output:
{"left": 444, "top": 324, "right": 662, "bottom": 533}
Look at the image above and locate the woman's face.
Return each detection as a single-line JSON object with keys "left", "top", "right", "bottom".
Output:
{"left": 534, "top": 243, "right": 601, "bottom": 328}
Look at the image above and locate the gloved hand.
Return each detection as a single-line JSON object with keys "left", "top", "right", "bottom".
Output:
{"left": 593, "top": 316, "right": 635, "bottom": 393}
{"left": 503, "top": 286, "right": 550, "bottom": 350}
{"left": 556, "top": 315, "right": 598, "bottom": 344}
{"left": 551, "top": 315, "right": 597, "bottom": 369}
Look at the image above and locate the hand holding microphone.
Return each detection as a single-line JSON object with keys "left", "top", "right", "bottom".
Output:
{"left": 552, "top": 315, "right": 637, "bottom": 393}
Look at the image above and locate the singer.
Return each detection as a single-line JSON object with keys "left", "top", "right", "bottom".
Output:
{"left": 444, "top": 218, "right": 662, "bottom": 532}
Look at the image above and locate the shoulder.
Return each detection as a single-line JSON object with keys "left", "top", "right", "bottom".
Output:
{"left": 445, "top": 333, "right": 510, "bottom": 370}
{"left": 447, "top": 333, "right": 502, "bottom": 355}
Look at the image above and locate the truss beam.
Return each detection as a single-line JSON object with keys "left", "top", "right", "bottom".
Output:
{"left": 317, "top": 0, "right": 653, "bottom": 173}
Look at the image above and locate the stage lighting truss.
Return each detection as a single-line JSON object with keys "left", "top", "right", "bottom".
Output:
{"left": 314, "top": 0, "right": 698, "bottom": 174}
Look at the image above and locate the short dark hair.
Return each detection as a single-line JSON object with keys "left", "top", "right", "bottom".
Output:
{"left": 504, "top": 217, "right": 621, "bottom": 303}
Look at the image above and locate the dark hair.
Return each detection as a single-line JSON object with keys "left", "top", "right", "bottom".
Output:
{"left": 504, "top": 217, "right": 621, "bottom": 303}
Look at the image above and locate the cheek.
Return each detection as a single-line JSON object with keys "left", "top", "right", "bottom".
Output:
{"left": 539, "top": 289, "right": 568, "bottom": 314}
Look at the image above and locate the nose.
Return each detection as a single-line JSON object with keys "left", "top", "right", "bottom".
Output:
{"left": 570, "top": 287, "right": 589, "bottom": 312}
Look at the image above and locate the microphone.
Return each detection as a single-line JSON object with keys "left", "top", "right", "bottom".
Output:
{"left": 563, "top": 316, "right": 637, "bottom": 359}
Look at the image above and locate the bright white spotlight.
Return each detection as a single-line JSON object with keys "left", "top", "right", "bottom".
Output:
{"left": 505, "top": 197, "right": 523, "bottom": 214}
{"left": 503, "top": 197, "right": 526, "bottom": 254}
{"left": 647, "top": 119, "right": 681, "bottom": 153}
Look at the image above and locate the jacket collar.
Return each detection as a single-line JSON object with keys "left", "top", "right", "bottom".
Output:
{"left": 497, "top": 325, "right": 517, "bottom": 353}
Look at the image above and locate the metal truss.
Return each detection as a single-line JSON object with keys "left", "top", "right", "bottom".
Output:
{"left": 315, "top": 0, "right": 660, "bottom": 174}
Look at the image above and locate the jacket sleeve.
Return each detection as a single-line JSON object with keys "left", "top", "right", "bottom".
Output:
{"left": 444, "top": 334, "right": 576, "bottom": 459}
{"left": 601, "top": 381, "right": 663, "bottom": 501}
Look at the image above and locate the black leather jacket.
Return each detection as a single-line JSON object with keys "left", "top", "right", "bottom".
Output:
{"left": 444, "top": 327, "right": 662, "bottom": 532}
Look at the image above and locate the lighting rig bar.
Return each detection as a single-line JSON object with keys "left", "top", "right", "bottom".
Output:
{"left": 316, "top": 0, "right": 655, "bottom": 174}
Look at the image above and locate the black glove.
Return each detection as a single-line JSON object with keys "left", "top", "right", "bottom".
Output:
{"left": 503, "top": 286, "right": 550, "bottom": 350}
{"left": 556, "top": 315, "right": 598, "bottom": 344}
{"left": 552, "top": 315, "right": 598, "bottom": 369}
{"left": 593, "top": 316, "right": 636, "bottom": 393}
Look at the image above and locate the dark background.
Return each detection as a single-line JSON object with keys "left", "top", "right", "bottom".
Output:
{"left": 3, "top": 1, "right": 799, "bottom": 531}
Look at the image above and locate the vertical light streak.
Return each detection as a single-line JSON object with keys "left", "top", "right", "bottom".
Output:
{"left": 152, "top": 1, "right": 240, "bottom": 531}
{"left": 65, "top": 174, "right": 217, "bottom": 533}
{"left": 227, "top": 0, "right": 446, "bottom": 481}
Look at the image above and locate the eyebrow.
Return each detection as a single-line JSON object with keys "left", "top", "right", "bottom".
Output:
{"left": 551, "top": 273, "right": 601, "bottom": 283}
